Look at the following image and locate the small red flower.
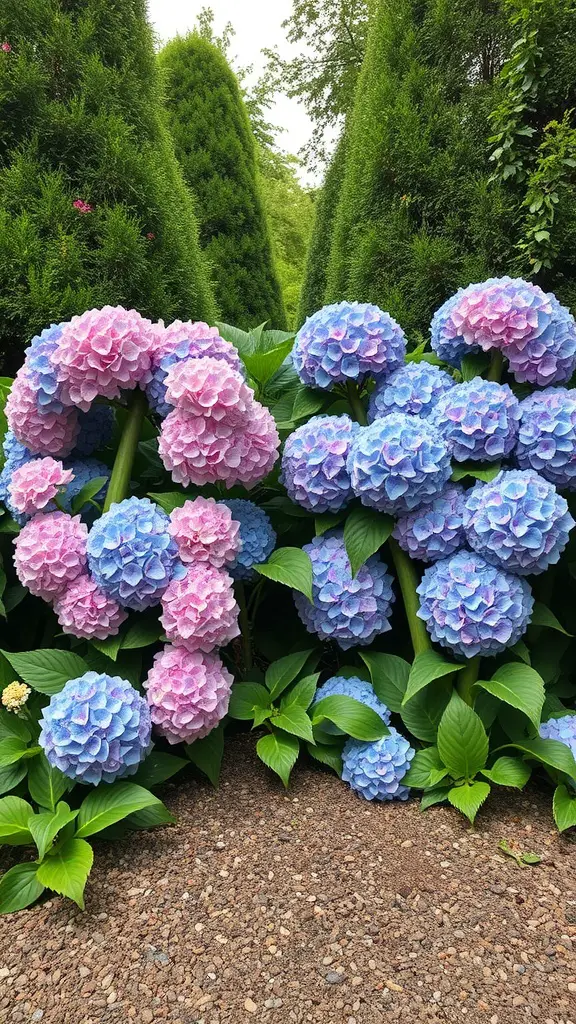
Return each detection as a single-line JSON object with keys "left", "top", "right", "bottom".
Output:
{"left": 73, "top": 199, "right": 93, "bottom": 214}
{"left": 1, "top": 42, "right": 12, "bottom": 52}
{"left": 146, "top": 232, "right": 155, "bottom": 240}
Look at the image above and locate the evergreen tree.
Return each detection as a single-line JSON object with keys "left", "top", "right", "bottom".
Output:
{"left": 0, "top": 0, "right": 215, "bottom": 373}
{"left": 159, "top": 34, "right": 286, "bottom": 331}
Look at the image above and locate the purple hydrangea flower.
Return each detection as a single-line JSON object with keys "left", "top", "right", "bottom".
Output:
{"left": 24, "top": 322, "right": 65, "bottom": 413}
{"left": 0, "top": 431, "right": 36, "bottom": 523}
{"left": 368, "top": 362, "right": 455, "bottom": 421}
{"left": 504, "top": 293, "right": 576, "bottom": 387}
{"left": 516, "top": 387, "right": 576, "bottom": 490}
{"left": 347, "top": 413, "right": 452, "bottom": 514}
{"left": 220, "top": 499, "right": 276, "bottom": 581}
{"left": 293, "top": 302, "right": 406, "bottom": 389}
{"left": 87, "top": 496, "right": 184, "bottom": 611}
{"left": 312, "top": 675, "right": 391, "bottom": 735}
{"left": 342, "top": 728, "right": 415, "bottom": 801}
{"left": 393, "top": 484, "right": 466, "bottom": 562}
{"left": 464, "top": 469, "right": 574, "bottom": 576}
{"left": 294, "top": 531, "right": 394, "bottom": 650}
{"left": 431, "top": 378, "right": 520, "bottom": 462}
{"left": 39, "top": 671, "right": 151, "bottom": 785}
{"left": 431, "top": 287, "right": 482, "bottom": 367}
{"left": 539, "top": 715, "right": 576, "bottom": 762}
{"left": 147, "top": 322, "right": 244, "bottom": 418}
{"left": 417, "top": 550, "right": 534, "bottom": 659}
{"left": 73, "top": 405, "right": 115, "bottom": 456}
{"left": 281, "top": 414, "right": 359, "bottom": 513}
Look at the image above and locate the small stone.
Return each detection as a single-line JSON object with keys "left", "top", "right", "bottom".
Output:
{"left": 244, "top": 998, "right": 258, "bottom": 1013}
{"left": 385, "top": 980, "right": 403, "bottom": 993}
{"left": 325, "top": 971, "right": 345, "bottom": 985}
{"left": 568, "top": 983, "right": 576, "bottom": 994}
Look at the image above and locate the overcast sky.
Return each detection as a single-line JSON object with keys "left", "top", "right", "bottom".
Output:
{"left": 147, "top": 0, "right": 314, "bottom": 176}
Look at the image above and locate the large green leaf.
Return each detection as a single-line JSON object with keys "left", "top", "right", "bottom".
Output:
{"left": 0, "top": 795, "right": 34, "bottom": 845}
{"left": 0, "top": 737, "right": 30, "bottom": 768}
{"left": 1, "top": 649, "right": 89, "bottom": 695}
{"left": 273, "top": 705, "right": 315, "bottom": 744}
{"left": 400, "top": 681, "right": 451, "bottom": 743}
{"left": 281, "top": 673, "right": 319, "bottom": 710}
{"left": 420, "top": 785, "right": 451, "bottom": 811}
{"left": 75, "top": 783, "right": 158, "bottom": 838}
{"left": 553, "top": 784, "right": 576, "bottom": 832}
{"left": 481, "top": 756, "right": 531, "bottom": 789}
{"left": 403, "top": 650, "right": 458, "bottom": 705}
{"left": 27, "top": 755, "right": 70, "bottom": 811}
{"left": 448, "top": 781, "right": 491, "bottom": 824}
{"left": 311, "top": 695, "right": 389, "bottom": 741}
{"left": 359, "top": 651, "right": 410, "bottom": 713}
{"left": 0, "top": 762, "right": 27, "bottom": 796}
{"left": 242, "top": 339, "right": 295, "bottom": 385}
{"left": 265, "top": 649, "right": 314, "bottom": 700}
{"left": 403, "top": 747, "right": 448, "bottom": 789}
{"left": 90, "top": 633, "right": 123, "bottom": 661}
{"left": 530, "top": 602, "right": 572, "bottom": 636}
{"left": 476, "top": 663, "right": 545, "bottom": 731}
{"left": 214, "top": 321, "right": 252, "bottom": 354}
{"left": 70, "top": 476, "right": 108, "bottom": 515}
{"left": 437, "top": 692, "right": 488, "bottom": 781}
{"left": 228, "top": 682, "right": 271, "bottom": 720}
{"left": 315, "top": 511, "right": 347, "bottom": 536}
{"left": 29, "top": 803, "right": 79, "bottom": 861}
{"left": 122, "top": 617, "right": 164, "bottom": 650}
{"left": 37, "top": 837, "right": 93, "bottom": 909}
{"left": 147, "top": 491, "right": 187, "bottom": 515}
{"left": 460, "top": 353, "right": 490, "bottom": 381}
{"left": 256, "top": 730, "right": 300, "bottom": 788}
{"left": 0, "top": 708, "right": 31, "bottom": 743}
{"left": 306, "top": 742, "right": 343, "bottom": 776}
{"left": 292, "top": 387, "right": 326, "bottom": 422}
{"left": 451, "top": 461, "right": 501, "bottom": 483}
{"left": 254, "top": 547, "right": 313, "bottom": 602}
{"left": 186, "top": 725, "right": 225, "bottom": 788}
{"left": 500, "top": 737, "right": 576, "bottom": 782}
{"left": 131, "top": 751, "right": 188, "bottom": 789}
{"left": 343, "top": 507, "right": 394, "bottom": 577}
{"left": 0, "top": 863, "right": 45, "bottom": 915}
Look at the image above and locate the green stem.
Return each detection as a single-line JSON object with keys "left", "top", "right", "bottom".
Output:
{"left": 486, "top": 350, "right": 504, "bottom": 383}
{"left": 234, "top": 581, "right": 253, "bottom": 675}
{"left": 457, "top": 656, "right": 480, "bottom": 706}
{"left": 103, "top": 390, "right": 147, "bottom": 511}
{"left": 345, "top": 380, "right": 368, "bottom": 425}
{"left": 388, "top": 538, "right": 431, "bottom": 656}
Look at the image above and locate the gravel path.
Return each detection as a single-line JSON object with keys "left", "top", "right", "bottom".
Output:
{"left": 0, "top": 733, "right": 575, "bottom": 1024}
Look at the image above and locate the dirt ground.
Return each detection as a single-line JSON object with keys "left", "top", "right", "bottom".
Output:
{"left": 0, "top": 733, "right": 575, "bottom": 1024}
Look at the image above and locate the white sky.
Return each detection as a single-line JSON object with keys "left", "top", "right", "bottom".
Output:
{"left": 147, "top": 0, "right": 315, "bottom": 178}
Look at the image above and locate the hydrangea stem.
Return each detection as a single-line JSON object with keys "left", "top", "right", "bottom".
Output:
{"left": 234, "top": 581, "right": 253, "bottom": 675}
{"left": 457, "top": 656, "right": 480, "bottom": 706}
{"left": 346, "top": 380, "right": 368, "bottom": 426}
{"left": 486, "top": 350, "right": 504, "bottom": 383}
{"left": 103, "top": 390, "right": 147, "bottom": 512}
{"left": 388, "top": 538, "right": 431, "bottom": 656}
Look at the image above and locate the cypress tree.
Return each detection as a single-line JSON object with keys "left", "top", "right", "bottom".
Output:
{"left": 0, "top": 0, "right": 215, "bottom": 373}
{"left": 159, "top": 34, "right": 286, "bottom": 330}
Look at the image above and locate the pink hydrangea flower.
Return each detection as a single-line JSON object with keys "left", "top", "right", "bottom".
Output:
{"left": 232, "top": 400, "right": 280, "bottom": 487}
{"left": 144, "top": 644, "right": 233, "bottom": 745}
{"left": 164, "top": 357, "right": 253, "bottom": 424}
{"left": 160, "top": 564, "right": 240, "bottom": 653}
{"left": 169, "top": 496, "right": 241, "bottom": 568}
{"left": 5, "top": 370, "right": 79, "bottom": 456}
{"left": 154, "top": 320, "right": 243, "bottom": 373}
{"left": 14, "top": 512, "right": 87, "bottom": 601}
{"left": 73, "top": 199, "right": 93, "bottom": 214}
{"left": 53, "top": 574, "right": 127, "bottom": 640}
{"left": 53, "top": 305, "right": 156, "bottom": 409}
{"left": 450, "top": 280, "right": 549, "bottom": 353}
{"left": 1, "top": 42, "right": 12, "bottom": 52}
{"left": 8, "top": 457, "right": 74, "bottom": 515}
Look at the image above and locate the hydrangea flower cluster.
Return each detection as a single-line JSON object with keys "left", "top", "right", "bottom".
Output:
{"left": 393, "top": 484, "right": 466, "bottom": 563}
{"left": 463, "top": 470, "right": 574, "bottom": 576}
{"left": 281, "top": 414, "right": 359, "bottom": 513}
{"left": 39, "top": 672, "right": 151, "bottom": 785}
{"left": 0, "top": 431, "right": 37, "bottom": 523}
{"left": 347, "top": 413, "right": 452, "bottom": 513}
{"left": 5, "top": 369, "right": 79, "bottom": 456}
{"left": 24, "top": 323, "right": 65, "bottom": 413}
{"left": 431, "top": 378, "right": 520, "bottom": 462}
{"left": 14, "top": 512, "right": 88, "bottom": 601}
{"left": 294, "top": 532, "right": 394, "bottom": 650}
{"left": 146, "top": 320, "right": 243, "bottom": 418}
{"left": 293, "top": 302, "right": 406, "bottom": 389}
{"left": 368, "top": 362, "right": 454, "bottom": 421}
{"left": 516, "top": 388, "right": 576, "bottom": 490}
{"left": 417, "top": 550, "right": 534, "bottom": 659}
{"left": 53, "top": 575, "right": 127, "bottom": 640}
{"left": 539, "top": 714, "right": 576, "bottom": 760}
{"left": 342, "top": 729, "right": 415, "bottom": 802}
{"left": 8, "top": 457, "right": 73, "bottom": 516}
{"left": 144, "top": 645, "right": 233, "bottom": 745}
{"left": 220, "top": 499, "right": 276, "bottom": 581}
{"left": 74, "top": 405, "right": 115, "bottom": 456}
{"left": 160, "top": 565, "right": 240, "bottom": 653}
{"left": 312, "top": 675, "right": 391, "bottom": 735}
{"left": 169, "top": 497, "right": 241, "bottom": 568}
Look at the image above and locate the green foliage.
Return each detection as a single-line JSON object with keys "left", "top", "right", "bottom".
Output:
{"left": 159, "top": 33, "right": 286, "bottom": 330}
{"left": 0, "top": 0, "right": 214, "bottom": 372}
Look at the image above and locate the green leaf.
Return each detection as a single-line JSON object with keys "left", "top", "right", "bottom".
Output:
{"left": 27, "top": 756, "right": 70, "bottom": 811}
{"left": 256, "top": 730, "right": 300, "bottom": 788}
{"left": 476, "top": 663, "right": 545, "bottom": 731}
{"left": 448, "top": 781, "right": 491, "bottom": 824}
{"left": 500, "top": 737, "right": 576, "bottom": 782}
{"left": 400, "top": 682, "right": 451, "bottom": 743}
{"left": 510, "top": 639, "right": 531, "bottom": 665}
{"left": 0, "top": 517, "right": 20, "bottom": 535}
{"left": 186, "top": 725, "right": 225, "bottom": 788}
{"left": 29, "top": 803, "right": 79, "bottom": 861}
{"left": 242, "top": 339, "right": 295, "bottom": 385}
{"left": 0, "top": 737, "right": 29, "bottom": 768}
{"left": 0, "top": 795, "right": 34, "bottom": 845}
{"left": 451, "top": 461, "right": 502, "bottom": 483}
{"left": 1, "top": 649, "right": 89, "bottom": 696}
{"left": 307, "top": 742, "right": 343, "bottom": 776}
{"left": 254, "top": 547, "right": 313, "bottom": 602}
{"left": 253, "top": 707, "right": 273, "bottom": 728}
{"left": 312, "top": 695, "right": 389, "bottom": 741}
{"left": 420, "top": 785, "right": 451, "bottom": 811}
{"left": 553, "top": 784, "right": 576, "bottom": 832}
{"left": 91, "top": 633, "right": 123, "bottom": 661}
{"left": 70, "top": 476, "right": 108, "bottom": 515}
{"left": 460, "top": 353, "right": 489, "bottom": 381}
{"left": 403, "top": 650, "right": 457, "bottom": 705}
{"left": 0, "top": 863, "right": 45, "bottom": 915}
{"left": 3, "top": 585, "right": 27, "bottom": 614}
{"left": 122, "top": 617, "right": 164, "bottom": 650}
{"left": 315, "top": 511, "right": 347, "bottom": 536}
{"left": 265, "top": 649, "right": 313, "bottom": 700}
{"left": 0, "top": 762, "right": 27, "bottom": 796}
{"left": 131, "top": 751, "right": 188, "bottom": 789}
{"left": 359, "top": 651, "right": 410, "bottom": 713}
{"left": 343, "top": 507, "right": 394, "bottom": 577}
{"left": 274, "top": 705, "right": 315, "bottom": 744}
{"left": 147, "top": 491, "right": 188, "bottom": 515}
{"left": 36, "top": 837, "right": 93, "bottom": 909}
{"left": 292, "top": 387, "right": 326, "bottom": 421}
{"left": 403, "top": 747, "right": 448, "bottom": 789}
{"left": 530, "top": 602, "right": 572, "bottom": 636}
{"left": 0, "top": 708, "right": 31, "bottom": 743}
{"left": 437, "top": 692, "right": 489, "bottom": 780}
{"left": 214, "top": 321, "right": 252, "bottom": 354}
{"left": 75, "top": 783, "right": 158, "bottom": 838}
{"left": 228, "top": 682, "right": 271, "bottom": 720}
{"left": 123, "top": 800, "right": 176, "bottom": 832}
{"left": 281, "top": 674, "right": 319, "bottom": 710}
{"left": 481, "top": 757, "right": 532, "bottom": 789}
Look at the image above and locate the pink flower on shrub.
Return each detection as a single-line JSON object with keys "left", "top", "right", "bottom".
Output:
{"left": 8, "top": 457, "right": 73, "bottom": 515}
{"left": 164, "top": 357, "right": 252, "bottom": 424}
{"left": 73, "top": 199, "right": 93, "bottom": 214}
{"left": 169, "top": 496, "right": 241, "bottom": 568}
{"left": 146, "top": 232, "right": 155, "bottom": 240}
{"left": 53, "top": 574, "right": 127, "bottom": 640}
{"left": 160, "top": 564, "right": 240, "bottom": 653}
{"left": 144, "top": 644, "right": 233, "bottom": 745}
{"left": 1, "top": 42, "right": 12, "bottom": 52}
{"left": 14, "top": 512, "right": 87, "bottom": 601}
{"left": 5, "top": 369, "right": 79, "bottom": 456}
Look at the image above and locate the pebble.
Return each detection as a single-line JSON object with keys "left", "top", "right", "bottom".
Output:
{"left": 325, "top": 971, "right": 346, "bottom": 985}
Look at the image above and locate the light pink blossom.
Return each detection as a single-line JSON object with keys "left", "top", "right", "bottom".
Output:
{"left": 169, "top": 496, "right": 241, "bottom": 568}
{"left": 53, "top": 574, "right": 127, "bottom": 640}
{"left": 5, "top": 369, "right": 79, "bottom": 456}
{"left": 144, "top": 644, "right": 233, "bottom": 744}
{"left": 8, "top": 457, "right": 74, "bottom": 515}
{"left": 14, "top": 512, "right": 88, "bottom": 601}
{"left": 164, "top": 357, "right": 252, "bottom": 424}
{"left": 160, "top": 564, "right": 239, "bottom": 653}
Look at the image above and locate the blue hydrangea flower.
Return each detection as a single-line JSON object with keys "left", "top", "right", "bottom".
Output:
{"left": 281, "top": 414, "right": 359, "bottom": 513}
{"left": 312, "top": 675, "right": 391, "bottom": 735}
{"left": 505, "top": 292, "right": 576, "bottom": 387}
{"left": 393, "top": 484, "right": 466, "bottom": 563}
{"left": 431, "top": 378, "right": 520, "bottom": 462}
{"left": 430, "top": 288, "right": 480, "bottom": 367}
{"left": 417, "top": 550, "right": 534, "bottom": 659}
{"left": 464, "top": 469, "right": 574, "bottom": 576}
{"left": 24, "top": 323, "right": 65, "bottom": 413}
{"left": 39, "top": 671, "right": 152, "bottom": 785}
{"left": 516, "top": 387, "right": 576, "bottom": 490}
{"left": 293, "top": 302, "right": 406, "bottom": 390}
{"left": 73, "top": 405, "right": 115, "bottom": 456}
{"left": 220, "top": 499, "right": 276, "bottom": 581}
{"left": 294, "top": 531, "right": 394, "bottom": 650}
{"left": 347, "top": 413, "right": 452, "bottom": 514}
{"left": 87, "top": 496, "right": 184, "bottom": 611}
{"left": 342, "top": 728, "right": 415, "bottom": 801}
{"left": 0, "top": 431, "right": 37, "bottom": 524}
{"left": 368, "top": 362, "right": 455, "bottom": 422}
{"left": 539, "top": 714, "right": 576, "bottom": 761}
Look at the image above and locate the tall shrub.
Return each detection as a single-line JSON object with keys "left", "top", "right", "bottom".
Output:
{"left": 159, "top": 34, "right": 286, "bottom": 330}
{"left": 0, "top": 0, "right": 215, "bottom": 373}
